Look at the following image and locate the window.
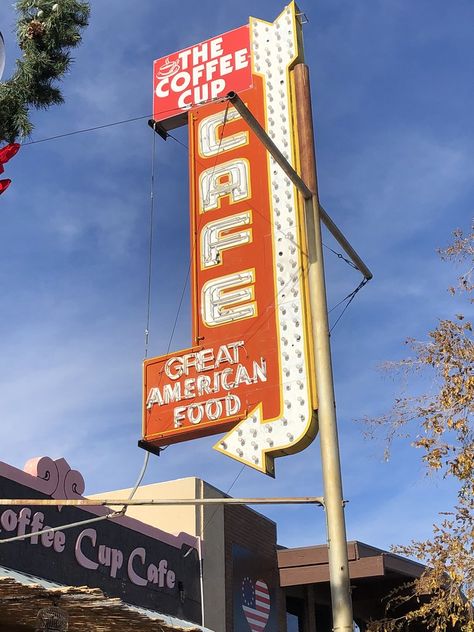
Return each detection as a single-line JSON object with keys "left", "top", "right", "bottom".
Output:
{"left": 286, "top": 597, "right": 304, "bottom": 632}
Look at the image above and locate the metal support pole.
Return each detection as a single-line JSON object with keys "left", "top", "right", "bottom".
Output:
{"left": 226, "top": 83, "right": 368, "bottom": 629}
{"left": 226, "top": 92, "right": 372, "bottom": 281}
{"left": 197, "top": 536, "right": 205, "bottom": 628}
{"left": 0, "top": 496, "right": 324, "bottom": 507}
{"left": 293, "top": 63, "right": 353, "bottom": 632}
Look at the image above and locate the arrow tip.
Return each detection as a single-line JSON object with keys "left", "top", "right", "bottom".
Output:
{"left": 213, "top": 405, "right": 275, "bottom": 476}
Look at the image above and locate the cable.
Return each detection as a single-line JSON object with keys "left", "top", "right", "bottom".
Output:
{"left": 329, "top": 278, "right": 368, "bottom": 333}
{"left": 20, "top": 95, "right": 231, "bottom": 147}
{"left": 151, "top": 101, "right": 232, "bottom": 362}
{"left": 225, "top": 464, "right": 245, "bottom": 496}
{"left": 328, "top": 286, "right": 361, "bottom": 314}
{"left": 0, "top": 511, "right": 122, "bottom": 545}
{"left": 3, "top": 126, "right": 159, "bottom": 541}
{"left": 167, "top": 129, "right": 305, "bottom": 258}
{"left": 127, "top": 452, "right": 150, "bottom": 502}
{"left": 165, "top": 263, "right": 191, "bottom": 355}
{"left": 200, "top": 464, "right": 246, "bottom": 539}
{"left": 119, "top": 131, "right": 159, "bottom": 515}
{"left": 144, "top": 131, "right": 156, "bottom": 359}
{"left": 166, "top": 131, "right": 188, "bottom": 151}
{"left": 21, "top": 114, "right": 151, "bottom": 146}
{"left": 149, "top": 107, "right": 235, "bottom": 361}
{"left": 152, "top": 265, "right": 304, "bottom": 436}
{"left": 124, "top": 126, "right": 160, "bottom": 511}
{"left": 323, "top": 242, "right": 359, "bottom": 271}
{"left": 146, "top": 106, "right": 233, "bottom": 433}
{"left": 203, "top": 101, "right": 230, "bottom": 209}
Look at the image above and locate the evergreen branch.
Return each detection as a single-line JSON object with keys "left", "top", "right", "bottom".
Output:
{"left": 0, "top": 0, "right": 90, "bottom": 143}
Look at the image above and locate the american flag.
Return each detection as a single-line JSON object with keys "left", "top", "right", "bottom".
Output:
{"left": 241, "top": 577, "right": 270, "bottom": 631}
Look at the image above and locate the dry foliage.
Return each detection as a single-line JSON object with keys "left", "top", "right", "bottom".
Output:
{"left": 365, "top": 224, "right": 474, "bottom": 632}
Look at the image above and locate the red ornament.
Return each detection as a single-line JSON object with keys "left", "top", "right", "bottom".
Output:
{"left": 0, "top": 179, "right": 11, "bottom": 195}
{"left": 0, "top": 143, "right": 20, "bottom": 195}
{"left": 0, "top": 143, "right": 20, "bottom": 164}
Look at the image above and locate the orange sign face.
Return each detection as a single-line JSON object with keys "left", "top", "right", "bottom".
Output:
{"left": 143, "top": 76, "right": 282, "bottom": 447}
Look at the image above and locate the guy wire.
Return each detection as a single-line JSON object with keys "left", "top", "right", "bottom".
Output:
{"left": 329, "top": 278, "right": 368, "bottom": 333}
{"left": 150, "top": 104, "right": 231, "bottom": 431}
{"left": 123, "top": 130, "right": 158, "bottom": 515}
{"left": 144, "top": 130, "right": 157, "bottom": 359}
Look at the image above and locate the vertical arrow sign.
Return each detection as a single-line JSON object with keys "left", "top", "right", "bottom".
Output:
{"left": 214, "top": 4, "right": 318, "bottom": 475}
{"left": 142, "top": 3, "right": 317, "bottom": 476}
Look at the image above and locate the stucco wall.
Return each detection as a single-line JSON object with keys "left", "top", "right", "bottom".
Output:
{"left": 89, "top": 478, "right": 226, "bottom": 632}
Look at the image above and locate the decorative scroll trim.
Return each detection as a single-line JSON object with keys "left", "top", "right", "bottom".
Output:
{"left": 23, "top": 457, "right": 85, "bottom": 499}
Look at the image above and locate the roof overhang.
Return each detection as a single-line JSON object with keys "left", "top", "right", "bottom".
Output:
{"left": 278, "top": 540, "right": 425, "bottom": 586}
{"left": 0, "top": 566, "right": 212, "bottom": 632}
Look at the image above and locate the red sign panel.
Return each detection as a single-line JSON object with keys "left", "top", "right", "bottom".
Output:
{"left": 143, "top": 76, "right": 282, "bottom": 446}
{"left": 153, "top": 25, "right": 252, "bottom": 125}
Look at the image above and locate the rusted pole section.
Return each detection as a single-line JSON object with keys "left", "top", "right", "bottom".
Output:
{"left": 293, "top": 63, "right": 354, "bottom": 632}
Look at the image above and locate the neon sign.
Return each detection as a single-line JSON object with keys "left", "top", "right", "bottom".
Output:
{"left": 144, "top": 3, "right": 317, "bottom": 475}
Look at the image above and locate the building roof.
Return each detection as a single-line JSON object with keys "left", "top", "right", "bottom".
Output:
{"left": 0, "top": 566, "right": 212, "bottom": 632}
{"left": 278, "top": 540, "right": 425, "bottom": 586}
{"left": 278, "top": 541, "right": 427, "bottom": 626}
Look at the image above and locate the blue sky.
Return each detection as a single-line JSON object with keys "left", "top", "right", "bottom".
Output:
{"left": 0, "top": 1, "right": 471, "bottom": 553}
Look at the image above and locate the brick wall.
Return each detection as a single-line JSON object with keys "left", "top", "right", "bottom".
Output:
{"left": 223, "top": 504, "right": 286, "bottom": 631}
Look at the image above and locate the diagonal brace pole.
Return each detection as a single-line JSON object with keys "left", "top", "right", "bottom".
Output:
{"left": 226, "top": 91, "right": 372, "bottom": 281}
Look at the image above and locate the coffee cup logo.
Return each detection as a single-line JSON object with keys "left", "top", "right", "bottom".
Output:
{"left": 157, "top": 56, "right": 180, "bottom": 78}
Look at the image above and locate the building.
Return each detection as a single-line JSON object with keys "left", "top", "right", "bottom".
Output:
{"left": 94, "top": 477, "right": 427, "bottom": 631}
{"left": 0, "top": 456, "right": 430, "bottom": 631}
{"left": 0, "top": 457, "right": 209, "bottom": 632}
